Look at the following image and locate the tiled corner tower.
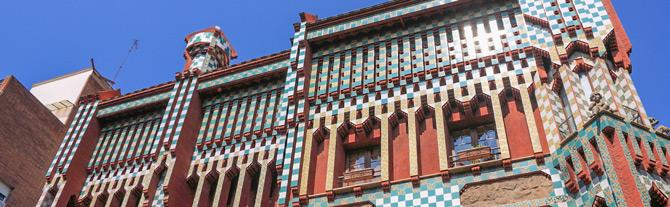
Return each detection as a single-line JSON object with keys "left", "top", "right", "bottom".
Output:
{"left": 37, "top": 0, "right": 670, "bottom": 206}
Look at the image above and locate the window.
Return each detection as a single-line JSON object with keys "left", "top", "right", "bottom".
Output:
{"left": 341, "top": 147, "right": 381, "bottom": 186}
{"left": 346, "top": 147, "right": 380, "bottom": 173}
{"left": 0, "top": 180, "right": 10, "bottom": 205}
{"left": 451, "top": 123, "right": 499, "bottom": 166}
{"left": 454, "top": 133, "right": 473, "bottom": 153}
{"left": 577, "top": 71, "right": 593, "bottom": 101}
{"left": 558, "top": 88, "right": 577, "bottom": 139}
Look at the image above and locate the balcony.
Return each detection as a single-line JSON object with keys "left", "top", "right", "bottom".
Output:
{"left": 339, "top": 161, "right": 381, "bottom": 187}
{"left": 453, "top": 146, "right": 501, "bottom": 166}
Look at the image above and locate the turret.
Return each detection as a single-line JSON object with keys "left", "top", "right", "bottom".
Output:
{"left": 183, "top": 26, "right": 237, "bottom": 72}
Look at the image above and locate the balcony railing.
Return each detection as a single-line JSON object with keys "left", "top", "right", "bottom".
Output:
{"left": 452, "top": 146, "right": 501, "bottom": 166}
{"left": 558, "top": 115, "right": 577, "bottom": 140}
{"left": 339, "top": 161, "right": 381, "bottom": 187}
{"left": 623, "top": 105, "right": 643, "bottom": 125}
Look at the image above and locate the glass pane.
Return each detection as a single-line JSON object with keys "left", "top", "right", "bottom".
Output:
{"left": 578, "top": 72, "right": 593, "bottom": 102}
{"left": 354, "top": 154, "right": 366, "bottom": 170}
{"left": 454, "top": 134, "right": 472, "bottom": 152}
{"left": 478, "top": 129, "right": 497, "bottom": 148}
{"left": 370, "top": 149, "right": 381, "bottom": 171}
{"left": 347, "top": 152, "right": 360, "bottom": 171}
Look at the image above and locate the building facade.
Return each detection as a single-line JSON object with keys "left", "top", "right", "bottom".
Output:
{"left": 37, "top": 0, "right": 670, "bottom": 206}
{"left": 0, "top": 76, "right": 66, "bottom": 206}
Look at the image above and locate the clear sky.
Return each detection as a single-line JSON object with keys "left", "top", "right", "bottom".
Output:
{"left": 0, "top": 0, "right": 667, "bottom": 124}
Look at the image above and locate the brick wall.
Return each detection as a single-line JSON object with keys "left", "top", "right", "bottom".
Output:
{"left": 0, "top": 76, "right": 65, "bottom": 206}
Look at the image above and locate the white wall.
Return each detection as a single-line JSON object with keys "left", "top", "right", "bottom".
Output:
{"left": 30, "top": 70, "right": 92, "bottom": 105}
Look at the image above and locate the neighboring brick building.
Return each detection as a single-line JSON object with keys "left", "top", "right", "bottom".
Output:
{"left": 0, "top": 76, "right": 66, "bottom": 206}
{"left": 37, "top": 0, "right": 670, "bottom": 207}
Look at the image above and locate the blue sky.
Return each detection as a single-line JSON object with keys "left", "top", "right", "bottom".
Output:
{"left": 0, "top": 0, "right": 667, "bottom": 124}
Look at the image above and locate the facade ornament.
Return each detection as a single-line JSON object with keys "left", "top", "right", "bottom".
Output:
{"left": 588, "top": 93, "right": 614, "bottom": 117}
{"left": 650, "top": 117, "right": 670, "bottom": 136}
{"left": 658, "top": 126, "right": 670, "bottom": 136}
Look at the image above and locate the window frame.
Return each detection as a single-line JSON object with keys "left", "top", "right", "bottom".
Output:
{"left": 345, "top": 146, "right": 381, "bottom": 173}
{"left": 0, "top": 180, "right": 11, "bottom": 203}
{"left": 450, "top": 122, "right": 499, "bottom": 166}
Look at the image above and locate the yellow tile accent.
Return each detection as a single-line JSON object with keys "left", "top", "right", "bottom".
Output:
{"left": 192, "top": 161, "right": 215, "bottom": 207}
{"left": 298, "top": 128, "right": 315, "bottom": 195}
{"left": 324, "top": 113, "right": 342, "bottom": 191}
{"left": 254, "top": 149, "right": 275, "bottom": 207}
{"left": 519, "top": 86, "right": 543, "bottom": 153}
{"left": 119, "top": 177, "right": 138, "bottom": 206}
{"left": 210, "top": 158, "right": 232, "bottom": 207}
{"left": 232, "top": 152, "right": 257, "bottom": 207}
{"left": 492, "top": 92, "right": 511, "bottom": 159}
{"left": 375, "top": 105, "right": 391, "bottom": 181}
{"left": 433, "top": 104, "right": 450, "bottom": 171}
{"left": 407, "top": 107, "right": 419, "bottom": 176}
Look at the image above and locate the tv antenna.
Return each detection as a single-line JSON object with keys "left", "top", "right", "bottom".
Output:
{"left": 112, "top": 39, "right": 139, "bottom": 84}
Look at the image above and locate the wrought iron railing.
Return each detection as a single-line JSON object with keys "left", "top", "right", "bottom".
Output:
{"left": 558, "top": 115, "right": 577, "bottom": 140}
{"left": 623, "top": 105, "right": 643, "bottom": 125}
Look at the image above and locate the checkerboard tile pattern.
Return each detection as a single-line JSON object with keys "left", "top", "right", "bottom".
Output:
{"left": 306, "top": 0, "right": 460, "bottom": 40}
{"left": 306, "top": 160, "right": 577, "bottom": 207}
{"left": 97, "top": 91, "right": 170, "bottom": 117}
{"left": 198, "top": 59, "right": 289, "bottom": 90}
{"left": 38, "top": 0, "right": 663, "bottom": 206}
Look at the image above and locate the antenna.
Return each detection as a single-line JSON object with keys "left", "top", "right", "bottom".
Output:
{"left": 112, "top": 39, "right": 139, "bottom": 84}
{"left": 89, "top": 58, "right": 96, "bottom": 70}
